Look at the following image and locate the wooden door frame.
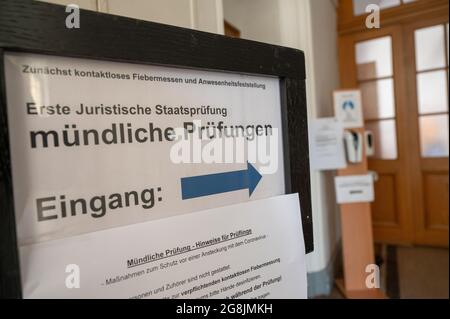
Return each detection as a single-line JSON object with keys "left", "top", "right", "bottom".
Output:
{"left": 403, "top": 13, "right": 449, "bottom": 247}
{"left": 339, "top": 25, "right": 414, "bottom": 244}
{"left": 338, "top": 0, "right": 449, "bottom": 35}
{"left": 338, "top": 1, "right": 449, "bottom": 246}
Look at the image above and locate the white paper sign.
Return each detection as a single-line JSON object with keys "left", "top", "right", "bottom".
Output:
{"left": 334, "top": 174, "right": 374, "bottom": 204}
{"left": 4, "top": 52, "right": 286, "bottom": 246}
{"left": 20, "top": 194, "right": 307, "bottom": 299}
{"left": 309, "top": 117, "right": 346, "bottom": 170}
{"left": 333, "top": 90, "right": 363, "bottom": 128}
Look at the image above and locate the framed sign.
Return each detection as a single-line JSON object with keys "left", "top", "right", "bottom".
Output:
{"left": 0, "top": 0, "right": 312, "bottom": 298}
{"left": 333, "top": 89, "right": 364, "bottom": 129}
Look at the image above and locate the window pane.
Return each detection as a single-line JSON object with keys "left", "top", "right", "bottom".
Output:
{"left": 447, "top": 24, "right": 449, "bottom": 65}
{"left": 353, "top": 0, "right": 400, "bottom": 16}
{"left": 366, "top": 119, "right": 398, "bottom": 159}
{"left": 360, "top": 78, "right": 396, "bottom": 119}
{"left": 415, "top": 25, "right": 446, "bottom": 71}
{"left": 419, "top": 114, "right": 449, "bottom": 157}
{"left": 356, "top": 37, "right": 393, "bottom": 80}
{"left": 417, "top": 70, "right": 449, "bottom": 114}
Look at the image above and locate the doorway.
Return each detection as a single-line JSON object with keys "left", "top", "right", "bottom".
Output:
{"left": 338, "top": 0, "right": 449, "bottom": 247}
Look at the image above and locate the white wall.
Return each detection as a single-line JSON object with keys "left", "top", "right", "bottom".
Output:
{"left": 308, "top": 0, "right": 341, "bottom": 273}
{"left": 105, "top": 0, "right": 193, "bottom": 28}
{"left": 38, "top": 0, "right": 97, "bottom": 10}
{"left": 39, "top": 0, "right": 224, "bottom": 34}
{"left": 193, "top": 0, "right": 225, "bottom": 34}
{"left": 285, "top": 0, "right": 341, "bottom": 281}
{"left": 223, "top": 0, "right": 282, "bottom": 45}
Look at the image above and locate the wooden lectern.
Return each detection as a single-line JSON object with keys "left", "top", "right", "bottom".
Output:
{"left": 335, "top": 127, "right": 386, "bottom": 299}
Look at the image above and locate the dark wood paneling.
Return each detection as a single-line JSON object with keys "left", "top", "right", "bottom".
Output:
{"left": 372, "top": 174, "right": 398, "bottom": 227}
{"left": 423, "top": 173, "right": 449, "bottom": 230}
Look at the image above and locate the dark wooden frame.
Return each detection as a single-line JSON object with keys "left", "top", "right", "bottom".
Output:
{"left": 0, "top": 0, "right": 312, "bottom": 298}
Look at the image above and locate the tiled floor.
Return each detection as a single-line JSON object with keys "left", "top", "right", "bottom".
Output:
{"left": 397, "top": 246, "right": 448, "bottom": 299}
{"left": 317, "top": 246, "right": 449, "bottom": 299}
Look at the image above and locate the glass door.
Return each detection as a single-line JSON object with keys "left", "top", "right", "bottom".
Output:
{"left": 406, "top": 18, "right": 449, "bottom": 247}
{"left": 338, "top": 0, "right": 449, "bottom": 247}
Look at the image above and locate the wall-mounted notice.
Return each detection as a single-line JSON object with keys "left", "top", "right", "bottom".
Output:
{"left": 20, "top": 194, "right": 307, "bottom": 299}
{"left": 309, "top": 117, "right": 346, "bottom": 171}
{"left": 4, "top": 52, "right": 286, "bottom": 247}
{"left": 333, "top": 90, "right": 363, "bottom": 129}
{"left": 334, "top": 174, "right": 374, "bottom": 204}
{"left": 4, "top": 52, "right": 297, "bottom": 299}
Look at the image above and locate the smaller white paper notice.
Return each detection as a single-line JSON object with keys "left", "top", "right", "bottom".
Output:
{"left": 333, "top": 90, "right": 364, "bottom": 129}
{"left": 335, "top": 174, "right": 374, "bottom": 204}
{"left": 310, "top": 117, "right": 347, "bottom": 170}
{"left": 20, "top": 194, "right": 307, "bottom": 299}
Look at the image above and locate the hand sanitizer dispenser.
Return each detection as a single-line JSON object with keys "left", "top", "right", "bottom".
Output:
{"left": 344, "top": 130, "right": 363, "bottom": 163}
{"left": 365, "top": 131, "right": 375, "bottom": 157}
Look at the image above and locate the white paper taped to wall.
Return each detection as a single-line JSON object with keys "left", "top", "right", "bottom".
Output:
{"left": 309, "top": 117, "right": 347, "bottom": 170}
{"left": 20, "top": 194, "right": 307, "bottom": 299}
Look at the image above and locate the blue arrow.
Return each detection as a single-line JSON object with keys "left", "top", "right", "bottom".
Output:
{"left": 181, "top": 162, "right": 262, "bottom": 200}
